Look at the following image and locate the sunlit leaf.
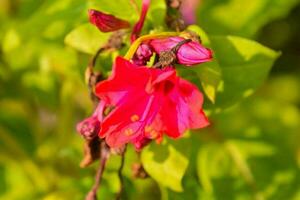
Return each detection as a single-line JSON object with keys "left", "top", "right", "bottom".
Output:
{"left": 141, "top": 139, "right": 190, "bottom": 192}
{"left": 65, "top": 23, "right": 111, "bottom": 54}
{"left": 198, "top": 0, "right": 300, "bottom": 37}
{"left": 210, "top": 35, "right": 280, "bottom": 108}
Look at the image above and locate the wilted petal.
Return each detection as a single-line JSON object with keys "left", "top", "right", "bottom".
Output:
{"left": 89, "top": 9, "right": 130, "bottom": 32}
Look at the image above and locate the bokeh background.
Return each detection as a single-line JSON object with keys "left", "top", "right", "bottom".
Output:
{"left": 0, "top": 0, "right": 299, "bottom": 199}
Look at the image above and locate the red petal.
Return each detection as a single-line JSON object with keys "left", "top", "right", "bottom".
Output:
{"left": 95, "top": 57, "right": 149, "bottom": 105}
{"left": 100, "top": 93, "right": 162, "bottom": 148}
{"left": 88, "top": 9, "right": 130, "bottom": 32}
{"left": 160, "top": 77, "right": 209, "bottom": 138}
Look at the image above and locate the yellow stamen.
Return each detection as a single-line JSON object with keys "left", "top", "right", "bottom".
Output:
{"left": 124, "top": 128, "right": 134, "bottom": 136}
{"left": 130, "top": 114, "right": 139, "bottom": 122}
{"left": 149, "top": 130, "right": 158, "bottom": 139}
{"left": 144, "top": 125, "right": 153, "bottom": 133}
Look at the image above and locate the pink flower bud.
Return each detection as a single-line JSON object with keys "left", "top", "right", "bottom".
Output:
{"left": 149, "top": 36, "right": 212, "bottom": 66}
{"left": 88, "top": 9, "right": 130, "bottom": 32}
{"left": 77, "top": 101, "right": 106, "bottom": 140}
{"left": 76, "top": 116, "right": 100, "bottom": 140}
{"left": 132, "top": 43, "right": 153, "bottom": 65}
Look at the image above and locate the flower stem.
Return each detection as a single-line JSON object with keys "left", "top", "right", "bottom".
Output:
{"left": 124, "top": 32, "right": 180, "bottom": 60}
{"left": 115, "top": 145, "right": 127, "bottom": 200}
{"left": 85, "top": 142, "right": 110, "bottom": 200}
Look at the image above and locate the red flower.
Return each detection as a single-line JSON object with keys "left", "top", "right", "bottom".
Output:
{"left": 88, "top": 9, "right": 130, "bottom": 32}
{"left": 95, "top": 57, "right": 209, "bottom": 149}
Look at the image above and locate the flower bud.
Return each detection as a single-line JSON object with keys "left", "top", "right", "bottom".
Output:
{"left": 132, "top": 43, "right": 153, "bottom": 65}
{"left": 76, "top": 116, "right": 100, "bottom": 140}
{"left": 88, "top": 9, "right": 130, "bottom": 32}
{"left": 149, "top": 36, "right": 212, "bottom": 66}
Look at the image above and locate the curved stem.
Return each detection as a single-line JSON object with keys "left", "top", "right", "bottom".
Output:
{"left": 124, "top": 32, "right": 180, "bottom": 60}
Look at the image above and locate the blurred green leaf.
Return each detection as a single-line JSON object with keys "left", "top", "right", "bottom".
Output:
{"left": 65, "top": 23, "right": 111, "bottom": 54}
{"left": 2, "top": 29, "right": 21, "bottom": 53}
{"left": 147, "top": 0, "right": 167, "bottom": 28}
{"left": 197, "top": 145, "right": 214, "bottom": 193}
{"left": 230, "top": 140, "right": 276, "bottom": 158}
{"left": 196, "top": 143, "right": 234, "bottom": 193}
{"left": 88, "top": 0, "right": 139, "bottom": 22}
{"left": 141, "top": 138, "right": 190, "bottom": 192}
{"left": 198, "top": 0, "right": 300, "bottom": 37}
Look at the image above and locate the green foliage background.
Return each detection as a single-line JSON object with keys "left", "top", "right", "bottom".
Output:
{"left": 0, "top": 0, "right": 299, "bottom": 199}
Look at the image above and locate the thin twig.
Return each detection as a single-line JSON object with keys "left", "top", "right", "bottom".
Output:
{"left": 85, "top": 142, "right": 110, "bottom": 200}
{"left": 89, "top": 47, "right": 106, "bottom": 69}
{"left": 115, "top": 145, "right": 127, "bottom": 200}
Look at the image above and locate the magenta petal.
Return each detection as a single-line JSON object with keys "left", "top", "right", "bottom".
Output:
{"left": 177, "top": 41, "right": 213, "bottom": 65}
{"left": 131, "top": 0, "right": 151, "bottom": 42}
{"left": 160, "top": 77, "right": 209, "bottom": 138}
{"left": 95, "top": 57, "right": 149, "bottom": 105}
{"left": 100, "top": 93, "right": 161, "bottom": 148}
{"left": 88, "top": 9, "right": 130, "bottom": 32}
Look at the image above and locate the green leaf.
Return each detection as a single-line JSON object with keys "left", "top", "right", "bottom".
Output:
{"left": 198, "top": 0, "right": 300, "bottom": 37}
{"left": 210, "top": 35, "right": 280, "bottom": 108}
{"left": 2, "top": 29, "right": 21, "bottom": 53}
{"left": 147, "top": 0, "right": 167, "bottom": 28}
{"left": 64, "top": 23, "right": 111, "bottom": 54}
{"left": 141, "top": 139, "right": 190, "bottom": 192}
{"left": 230, "top": 140, "right": 276, "bottom": 158}
{"left": 197, "top": 146, "right": 214, "bottom": 193}
{"left": 196, "top": 143, "right": 233, "bottom": 193}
